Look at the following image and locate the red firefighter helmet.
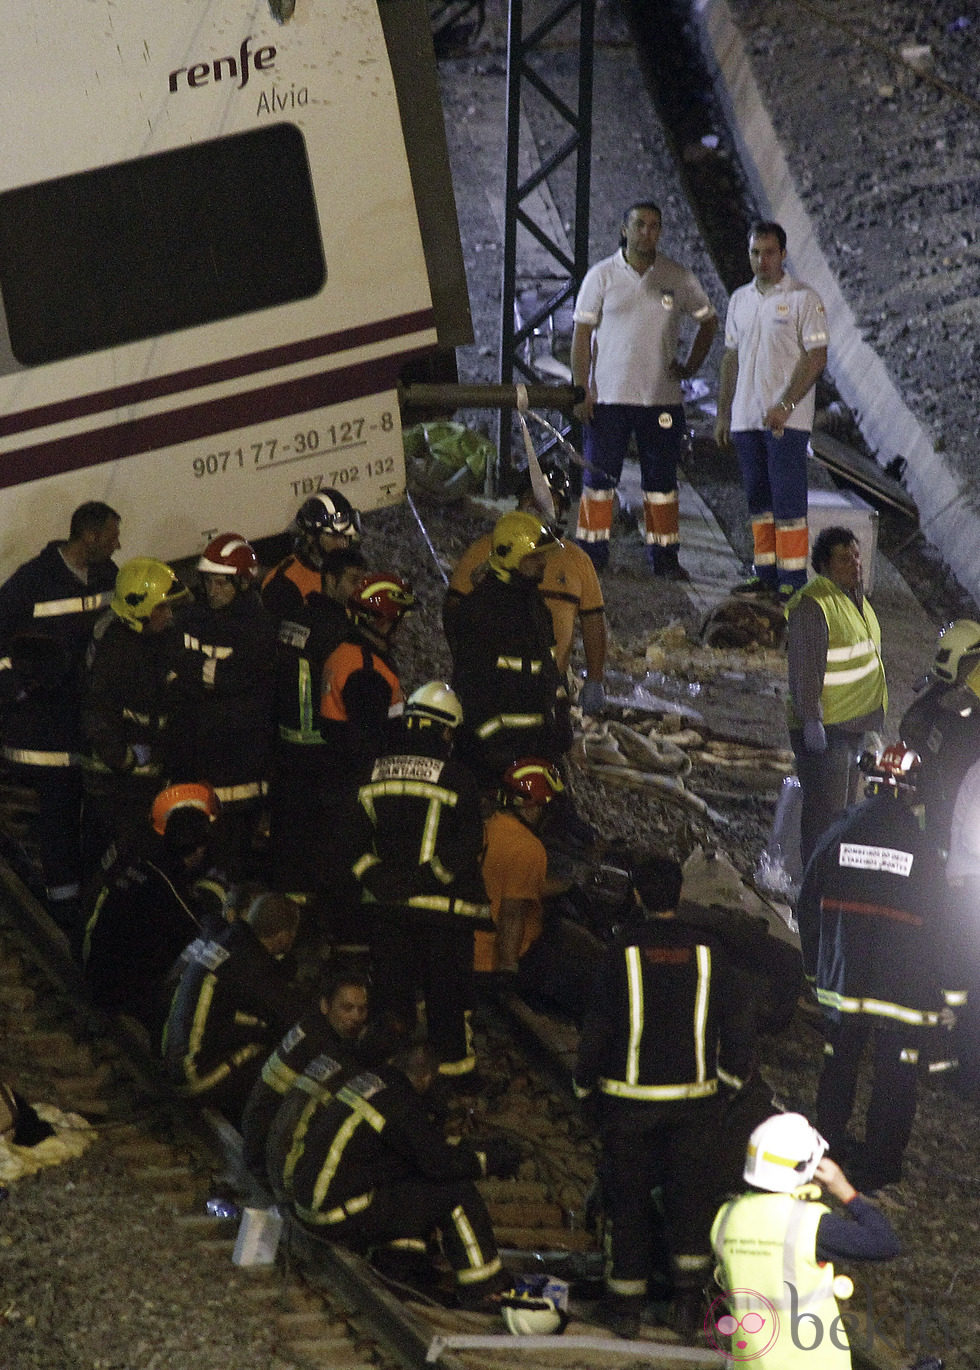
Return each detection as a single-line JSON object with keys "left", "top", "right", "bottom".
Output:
{"left": 500, "top": 758, "right": 565, "bottom": 806}
{"left": 348, "top": 573, "right": 415, "bottom": 627}
{"left": 863, "top": 744, "right": 920, "bottom": 798}
{"left": 197, "top": 533, "right": 259, "bottom": 581}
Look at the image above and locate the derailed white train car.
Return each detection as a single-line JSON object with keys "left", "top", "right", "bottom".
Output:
{"left": 0, "top": 0, "right": 470, "bottom": 575}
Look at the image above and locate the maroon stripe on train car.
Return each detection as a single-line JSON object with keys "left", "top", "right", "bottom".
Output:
{"left": 0, "top": 310, "right": 435, "bottom": 439}
{"left": 0, "top": 349, "right": 432, "bottom": 491}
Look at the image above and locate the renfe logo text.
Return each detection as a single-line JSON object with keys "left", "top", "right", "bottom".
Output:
{"left": 169, "top": 37, "right": 276, "bottom": 93}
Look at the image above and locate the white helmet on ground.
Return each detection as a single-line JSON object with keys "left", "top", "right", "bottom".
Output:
{"left": 743, "top": 1112, "right": 827, "bottom": 1192}
{"left": 499, "top": 1290, "right": 568, "bottom": 1335}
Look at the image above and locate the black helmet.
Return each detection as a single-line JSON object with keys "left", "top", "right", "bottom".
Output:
{"left": 292, "top": 490, "right": 361, "bottom": 568}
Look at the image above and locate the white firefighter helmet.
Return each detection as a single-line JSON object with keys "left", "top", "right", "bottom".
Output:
{"left": 743, "top": 1113, "right": 827, "bottom": 1192}
{"left": 933, "top": 619, "right": 980, "bottom": 684}
{"left": 499, "top": 1289, "right": 567, "bottom": 1335}
{"left": 405, "top": 681, "right": 463, "bottom": 729}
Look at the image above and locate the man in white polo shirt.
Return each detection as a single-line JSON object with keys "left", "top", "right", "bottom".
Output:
{"left": 715, "top": 220, "right": 828, "bottom": 599}
{"left": 571, "top": 200, "right": 718, "bottom": 580}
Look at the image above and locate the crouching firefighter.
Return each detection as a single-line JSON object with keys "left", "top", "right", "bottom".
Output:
{"left": 352, "top": 682, "right": 492, "bottom": 1081}
{"left": 287, "top": 1039, "right": 519, "bottom": 1309}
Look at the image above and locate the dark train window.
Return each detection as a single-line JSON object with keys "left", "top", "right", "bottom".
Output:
{"left": 0, "top": 123, "right": 326, "bottom": 367}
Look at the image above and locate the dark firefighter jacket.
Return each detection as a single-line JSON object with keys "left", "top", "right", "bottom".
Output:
{"left": 288, "top": 1063, "right": 491, "bottom": 1226}
{"left": 798, "top": 793, "right": 967, "bottom": 1039}
{"left": 0, "top": 541, "right": 117, "bottom": 757}
{"left": 169, "top": 589, "right": 276, "bottom": 793}
{"left": 449, "top": 570, "right": 562, "bottom": 769}
{"left": 264, "top": 1050, "right": 362, "bottom": 1202}
{"left": 352, "top": 727, "right": 491, "bottom": 928}
{"left": 163, "top": 919, "right": 301, "bottom": 1094}
{"left": 319, "top": 629, "right": 404, "bottom": 778}
{"left": 273, "top": 592, "right": 349, "bottom": 748}
{"left": 241, "top": 1011, "right": 360, "bottom": 1182}
{"left": 261, "top": 554, "right": 321, "bottom": 623}
{"left": 81, "top": 839, "right": 213, "bottom": 1027}
{"left": 574, "top": 915, "right": 754, "bottom": 1103}
{"left": 900, "top": 679, "right": 980, "bottom": 854}
{"left": 82, "top": 611, "right": 177, "bottom": 776}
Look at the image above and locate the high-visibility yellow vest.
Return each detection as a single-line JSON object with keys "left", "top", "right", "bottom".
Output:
{"left": 711, "top": 1191, "right": 849, "bottom": 1369}
{"left": 787, "top": 576, "right": 887, "bottom": 727}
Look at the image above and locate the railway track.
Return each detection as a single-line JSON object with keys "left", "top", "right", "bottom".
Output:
{"left": 0, "top": 771, "right": 736, "bottom": 1370}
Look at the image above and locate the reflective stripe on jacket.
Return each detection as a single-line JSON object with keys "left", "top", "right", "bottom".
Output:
{"left": 786, "top": 576, "right": 886, "bottom": 727}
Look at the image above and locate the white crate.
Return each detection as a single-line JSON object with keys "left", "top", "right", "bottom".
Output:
{"left": 807, "top": 489, "right": 879, "bottom": 592}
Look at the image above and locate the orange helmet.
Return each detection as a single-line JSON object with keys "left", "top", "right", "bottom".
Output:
{"left": 151, "top": 782, "right": 221, "bottom": 837}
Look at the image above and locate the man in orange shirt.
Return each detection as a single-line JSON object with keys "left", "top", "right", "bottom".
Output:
{"left": 477, "top": 758, "right": 593, "bottom": 1020}
{"left": 445, "top": 461, "right": 607, "bottom": 716}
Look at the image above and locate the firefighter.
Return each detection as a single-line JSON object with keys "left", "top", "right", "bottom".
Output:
{"left": 315, "top": 572, "right": 415, "bottom": 941}
{"left": 81, "top": 557, "right": 191, "bottom": 863}
{"left": 574, "top": 853, "right": 755, "bottom": 1341}
{"left": 352, "top": 682, "right": 491, "bottom": 1081}
{"left": 82, "top": 782, "right": 222, "bottom": 1031}
{"left": 267, "top": 544, "right": 366, "bottom": 893}
{"left": 476, "top": 758, "right": 591, "bottom": 1022}
{"left": 286, "top": 1038, "right": 520, "bottom": 1309}
{"left": 444, "top": 460, "right": 607, "bottom": 714}
{"left": 240, "top": 970, "right": 369, "bottom": 1184}
{"left": 260, "top": 489, "right": 362, "bottom": 622}
{"left": 785, "top": 527, "right": 887, "bottom": 866}
{"left": 799, "top": 745, "right": 966, "bottom": 1192}
{"left": 711, "top": 1113, "right": 900, "bottom": 1369}
{"left": 168, "top": 533, "right": 276, "bottom": 880}
{"left": 0, "top": 501, "right": 121, "bottom": 939}
{"left": 449, "top": 510, "right": 564, "bottom": 786}
{"left": 900, "top": 617, "right": 980, "bottom": 855}
{"left": 163, "top": 891, "right": 303, "bottom": 1126}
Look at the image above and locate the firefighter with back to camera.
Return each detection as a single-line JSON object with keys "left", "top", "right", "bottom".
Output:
{"left": 797, "top": 745, "right": 966, "bottom": 1193}
{"left": 82, "top": 781, "right": 222, "bottom": 1034}
{"left": 573, "top": 853, "right": 756, "bottom": 1341}
{"left": 0, "top": 501, "right": 121, "bottom": 944}
{"left": 169, "top": 533, "right": 276, "bottom": 881}
{"left": 352, "top": 682, "right": 491, "bottom": 1084}
{"left": 711, "top": 1112, "right": 900, "bottom": 1368}
{"left": 315, "top": 572, "right": 415, "bottom": 942}
{"left": 449, "top": 509, "right": 565, "bottom": 786}
{"left": 900, "top": 617, "right": 980, "bottom": 854}
{"left": 445, "top": 460, "right": 608, "bottom": 715}
{"left": 81, "top": 556, "right": 192, "bottom": 863}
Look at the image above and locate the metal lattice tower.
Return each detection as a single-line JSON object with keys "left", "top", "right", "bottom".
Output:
{"left": 496, "top": 0, "right": 595, "bottom": 485}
